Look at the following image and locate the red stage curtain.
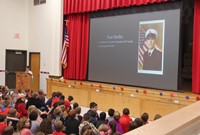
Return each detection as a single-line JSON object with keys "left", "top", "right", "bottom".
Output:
{"left": 63, "top": 14, "right": 89, "bottom": 80}
{"left": 64, "top": 0, "right": 168, "bottom": 14}
{"left": 192, "top": 0, "right": 200, "bottom": 93}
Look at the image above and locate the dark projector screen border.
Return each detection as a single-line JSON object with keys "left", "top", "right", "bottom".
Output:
{"left": 88, "top": 2, "right": 182, "bottom": 91}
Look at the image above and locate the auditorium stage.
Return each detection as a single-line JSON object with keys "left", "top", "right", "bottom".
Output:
{"left": 46, "top": 78, "right": 198, "bottom": 120}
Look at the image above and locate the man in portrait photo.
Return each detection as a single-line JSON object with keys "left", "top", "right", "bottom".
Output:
{"left": 142, "top": 29, "right": 162, "bottom": 71}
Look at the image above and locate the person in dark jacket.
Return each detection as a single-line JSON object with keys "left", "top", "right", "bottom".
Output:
{"left": 26, "top": 92, "right": 48, "bottom": 112}
{"left": 87, "top": 102, "right": 99, "bottom": 120}
{"left": 96, "top": 112, "right": 108, "bottom": 128}
{"left": 65, "top": 109, "right": 81, "bottom": 135}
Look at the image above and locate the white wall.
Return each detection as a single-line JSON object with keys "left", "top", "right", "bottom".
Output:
{"left": 0, "top": 0, "right": 29, "bottom": 85}
{"left": 0, "top": 0, "right": 63, "bottom": 93}
{"left": 29, "top": 0, "right": 63, "bottom": 92}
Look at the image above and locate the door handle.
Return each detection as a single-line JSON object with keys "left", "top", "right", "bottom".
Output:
{"left": 5, "top": 71, "right": 15, "bottom": 74}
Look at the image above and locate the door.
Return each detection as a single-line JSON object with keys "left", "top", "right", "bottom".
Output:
{"left": 5, "top": 50, "right": 27, "bottom": 89}
{"left": 30, "top": 53, "right": 40, "bottom": 91}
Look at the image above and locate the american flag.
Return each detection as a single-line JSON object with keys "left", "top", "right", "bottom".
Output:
{"left": 61, "top": 22, "right": 69, "bottom": 68}
{"left": 138, "top": 26, "right": 148, "bottom": 69}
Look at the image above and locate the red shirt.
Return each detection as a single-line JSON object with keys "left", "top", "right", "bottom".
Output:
{"left": 51, "top": 97, "right": 60, "bottom": 107}
{"left": 15, "top": 102, "right": 27, "bottom": 118}
{"left": 52, "top": 131, "right": 66, "bottom": 135}
{"left": 119, "top": 115, "right": 132, "bottom": 133}
{"left": 0, "top": 107, "right": 10, "bottom": 115}
{"left": 0, "top": 123, "right": 7, "bottom": 134}
{"left": 64, "top": 100, "right": 70, "bottom": 108}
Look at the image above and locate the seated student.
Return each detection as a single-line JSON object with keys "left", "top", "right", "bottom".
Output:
{"left": 79, "top": 113, "right": 99, "bottom": 135}
{"left": 87, "top": 102, "right": 99, "bottom": 120}
{"left": 7, "top": 108, "right": 19, "bottom": 131}
{"left": 24, "top": 89, "right": 31, "bottom": 100}
{"left": 28, "top": 105, "right": 44, "bottom": 123}
{"left": 35, "top": 132, "right": 45, "bottom": 135}
{"left": 89, "top": 110, "right": 98, "bottom": 126}
{"left": 0, "top": 100, "right": 11, "bottom": 115}
{"left": 59, "top": 95, "right": 70, "bottom": 112}
{"left": 0, "top": 114, "right": 7, "bottom": 134}
{"left": 106, "top": 108, "right": 115, "bottom": 122}
{"left": 141, "top": 112, "right": 149, "bottom": 124}
{"left": 53, "top": 107, "right": 65, "bottom": 124}
{"left": 51, "top": 92, "right": 62, "bottom": 107}
{"left": 16, "top": 118, "right": 32, "bottom": 135}
{"left": 29, "top": 111, "right": 40, "bottom": 134}
{"left": 26, "top": 92, "right": 47, "bottom": 112}
{"left": 96, "top": 112, "right": 108, "bottom": 128}
{"left": 128, "top": 118, "right": 144, "bottom": 131}
{"left": 81, "top": 124, "right": 98, "bottom": 135}
{"left": 68, "top": 95, "right": 74, "bottom": 104}
{"left": 46, "top": 92, "right": 57, "bottom": 108}
{"left": 73, "top": 102, "right": 79, "bottom": 109}
{"left": 2, "top": 126, "right": 14, "bottom": 135}
{"left": 15, "top": 93, "right": 28, "bottom": 118}
{"left": 47, "top": 114, "right": 56, "bottom": 132}
{"left": 107, "top": 111, "right": 123, "bottom": 134}
{"left": 119, "top": 108, "right": 132, "bottom": 133}
{"left": 65, "top": 109, "right": 81, "bottom": 135}
{"left": 134, "top": 118, "right": 144, "bottom": 128}
{"left": 53, "top": 120, "right": 66, "bottom": 135}
{"left": 128, "top": 121, "right": 136, "bottom": 131}
{"left": 4, "top": 95, "right": 14, "bottom": 108}
{"left": 37, "top": 118, "right": 53, "bottom": 135}
{"left": 75, "top": 106, "right": 82, "bottom": 122}
{"left": 67, "top": 95, "right": 74, "bottom": 109}
{"left": 1, "top": 86, "right": 9, "bottom": 100}
{"left": 60, "top": 105, "right": 67, "bottom": 119}
{"left": 48, "top": 100, "right": 63, "bottom": 116}
{"left": 98, "top": 123, "right": 110, "bottom": 135}
{"left": 108, "top": 121, "right": 121, "bottom": 135}
{"left": 38, "top": 90, "right": 46, "bottom": 105}
{"left": 154, "top": 114, "right": 162, "bottom": 120}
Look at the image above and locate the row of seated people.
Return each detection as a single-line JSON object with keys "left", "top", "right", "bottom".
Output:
{"left": 0, "top": 86, "right": 162, "bottom": 135}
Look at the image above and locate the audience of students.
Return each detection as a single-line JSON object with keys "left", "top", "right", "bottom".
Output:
{"left": 0, "top": 85, "right": 163, "bottom": 135}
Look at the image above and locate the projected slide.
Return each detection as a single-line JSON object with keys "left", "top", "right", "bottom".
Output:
{"left": 138, "top": 20, "right": 165, "bottom": 75}
{"left": 88, "top": 4, "right": 181, "bottom": 90}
